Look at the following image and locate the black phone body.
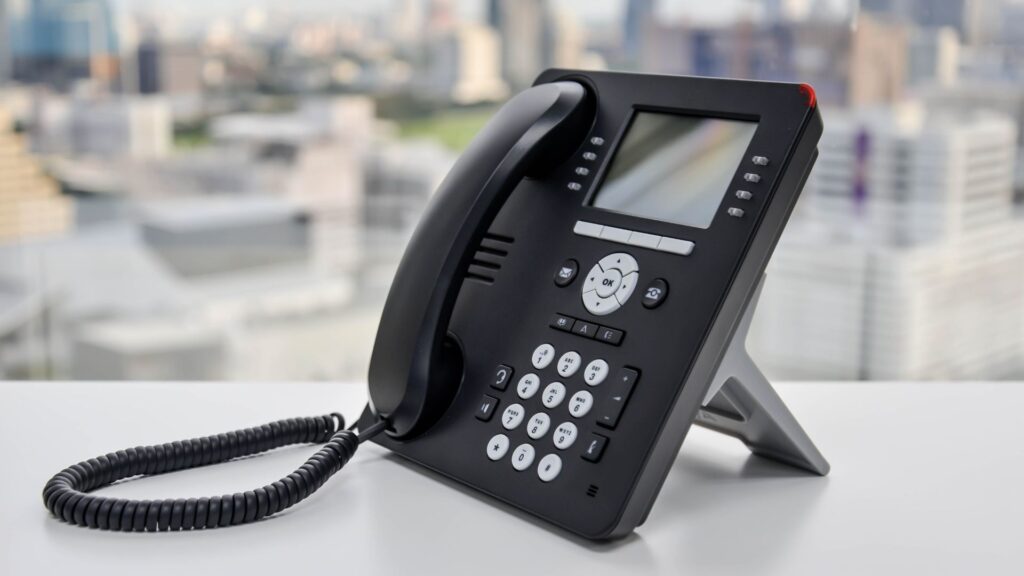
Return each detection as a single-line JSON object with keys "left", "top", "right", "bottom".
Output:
{"left": 362, "top": 70, "right": 822, "bottom": 540}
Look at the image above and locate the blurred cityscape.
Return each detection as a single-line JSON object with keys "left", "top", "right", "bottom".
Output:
{"left": 0, "top": 0, "right": 1023, "bottom": 382}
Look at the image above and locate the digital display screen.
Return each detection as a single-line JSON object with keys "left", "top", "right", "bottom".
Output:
{"left": 590, "top": 112, "right": 758, "bottom": 229}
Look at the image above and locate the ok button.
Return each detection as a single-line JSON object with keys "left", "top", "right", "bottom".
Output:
{"left": 595, "top": 268, "right": 623, "bottom": 298}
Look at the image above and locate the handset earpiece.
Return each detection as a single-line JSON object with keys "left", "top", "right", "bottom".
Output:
{"left": 368, "top": 80, "right": 594, "bottom": 439}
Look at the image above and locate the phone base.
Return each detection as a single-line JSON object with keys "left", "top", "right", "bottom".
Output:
{"left": 695, "top": 276, "right": 830, "bottom": 476}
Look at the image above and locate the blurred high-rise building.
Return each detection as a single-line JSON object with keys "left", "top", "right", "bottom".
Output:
{"left": 0, "top": 1, "right": 12, "bottom": 84}
{"left": 418, "top": 23, "right": 509, "bottom": 105}
{"left": 8, "top": 0, "right": 120, "bottom": 90}
{"left": 0, "top": 106, "right": 73, "bottom": 243}
{"left": 623, "top": 0, "right": 655, "bottom": 67}
{"left": 492, "top": 0, "right": 551, "bottom": 90}
{"left": 749, "top": 104, "right": 1024, "bottom": 380}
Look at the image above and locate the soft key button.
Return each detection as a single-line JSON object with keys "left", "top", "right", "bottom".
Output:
{"left": 626, "top": 231, "right": 661, "bottom": 249}
{"left": 599, "top": 226, "right": 632, "bottom": 243}
{"left": 657, "top": 237, "right": 694, "bottom": 256}
{"left": 573, "top": 220, "right": 603, "bottom": 239}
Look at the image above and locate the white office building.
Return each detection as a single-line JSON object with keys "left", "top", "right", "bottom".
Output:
{"left": 748, "top": 103, "right": 1024, "bottom": 380}
{"left": 32, "top": 93, "right": 172, "bottom": 159}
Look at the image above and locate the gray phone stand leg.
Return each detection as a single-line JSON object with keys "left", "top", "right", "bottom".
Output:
{"left": 695, "top": 276, "right": 830, "bottom": 475}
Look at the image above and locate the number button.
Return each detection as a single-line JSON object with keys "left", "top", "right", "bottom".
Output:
{"left": 486, "top": 434, "right": 510, "bottom": 461}
{"left": 568, "top": 390, "right": 594, "bottom": 418}
{"left": 552, "top": 422, "right": 578, "bottom": 450}
{"left": 537, "top": 454, "right": 562, "bottom": 482}
{"left": 516, "top": 373, "right": 541, "bottom": 399}
{"left": 502, "top": 403, "right": 525, "bottom": 430}
{"left": 542, "top": 382, "right": 566, "bottom": 409}
{"left": 532, "top": 344, "right": 556, "bottom": 369}
{"left": 511, "top": 444, "right": 536, "bottom": 471}
{"left": 526, "top": 413, "right": 551, "bottom": 440}
{"left": 584, "top": 359, "right": 609, "bottom": 386}
{"left": 556, "top": 351, "right": 582, "bottom": 378}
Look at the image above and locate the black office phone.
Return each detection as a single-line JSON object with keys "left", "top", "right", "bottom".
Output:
{"left": 43, "top": 70, "right": 828, "bottom": 540}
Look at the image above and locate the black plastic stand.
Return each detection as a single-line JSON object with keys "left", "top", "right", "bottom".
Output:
{"left": 694, "top": 276, "right": 830, "bottom": 475}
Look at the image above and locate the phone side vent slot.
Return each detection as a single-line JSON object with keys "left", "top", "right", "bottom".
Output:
{"left": 466, "top": 234, "right": 514, "bottom": 285}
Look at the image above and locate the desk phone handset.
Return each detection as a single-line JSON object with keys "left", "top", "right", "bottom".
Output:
{"left": 44, "top": 71, "right": 828, "bottom": 540}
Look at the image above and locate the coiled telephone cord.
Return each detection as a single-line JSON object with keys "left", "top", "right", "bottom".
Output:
{"left": 42, "top": 413, "right": 387, "bottom": 532}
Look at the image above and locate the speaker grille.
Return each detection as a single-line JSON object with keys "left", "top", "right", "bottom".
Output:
{"left": 466, "top": 233, "right": 514, "bottom": 284}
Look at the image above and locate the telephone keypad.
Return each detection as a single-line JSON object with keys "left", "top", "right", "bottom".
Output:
{"left": 556, "top": 351, "right": 582, "bottom": 377}
{"left": 516, "top": 373, "right": 541, "bottom": 399}
{"left": 479, "top": 341, "right": 637, "bottom": 482}
{"left": 502, "top": 404, "right": 526, "bottom": 430}
{"left": 542, "top": 382, "right": 567, "bottom": 409}
{"left": 553, "top": 422, "right": 578, "bottom": 450}
{"left": 531, "top": 344, "right": 555, "bottom": 369}
{"left": 568, "top": 390, "right": 594, "bottom": 418}
{"left": 526, "top": 413, "right": 551, "bottom": 440}
{"left": 537, "top": 454, "right": 563, "bottom": 482}
{"left": 511, "top": 444, "right": 536, "bottom": 471}
{"left": 487, "top": 434, "right": 510, "bottom": 461}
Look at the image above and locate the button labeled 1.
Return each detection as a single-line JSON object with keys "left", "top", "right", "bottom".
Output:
{"left": 532, "top": 344, "right": 555, "bottom": 369}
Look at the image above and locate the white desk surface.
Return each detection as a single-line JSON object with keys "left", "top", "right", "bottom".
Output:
{"left": 1, "top": 381, "right": 1021, "bottom": 575}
